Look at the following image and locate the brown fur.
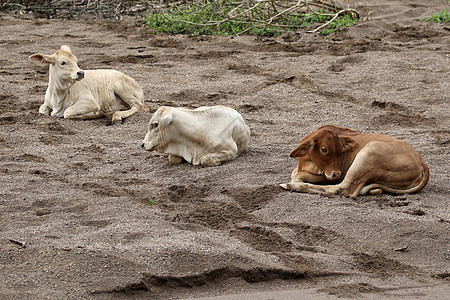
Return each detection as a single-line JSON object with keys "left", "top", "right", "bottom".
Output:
{"left": 281, "top": 125, "right": 429, "bottom": 197}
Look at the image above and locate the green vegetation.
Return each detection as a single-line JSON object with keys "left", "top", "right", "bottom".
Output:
{"left": 421, "top": 9, "right": 449, "bottom": 23}
{"left": 143, "top": 1, "right": 359, "bottom": 36}
{"left": 317, "top": 14, "right": 358, "bottom": 35}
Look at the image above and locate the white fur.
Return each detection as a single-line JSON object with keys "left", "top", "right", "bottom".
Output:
{"left": 29, "top": 45, "right": 148, "bottom": 123}
{"left": 142, "top": 106, "right": 250, "bottom": 167}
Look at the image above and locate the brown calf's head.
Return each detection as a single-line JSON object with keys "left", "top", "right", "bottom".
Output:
{"left": 290, "top": 127, "right": 357, "bottom": 181}
{"left": 29, "top": 45, "right": 84, "bottom": 89}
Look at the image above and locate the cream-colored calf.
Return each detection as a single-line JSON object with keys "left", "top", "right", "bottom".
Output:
{"left": 29, "top": 45, "right": 148, "bottom": 123}
{"left": 142, "top": 106, "right": 250, "bottom": 167}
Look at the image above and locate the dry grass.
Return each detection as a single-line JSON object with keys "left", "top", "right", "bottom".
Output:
{"left": 0, "top": 0, "right": 152, "bottom": 19}
{"left": 1, "top": 0, "right": 359, "bottom": 23}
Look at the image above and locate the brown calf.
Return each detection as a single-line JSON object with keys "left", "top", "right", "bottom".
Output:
{"left": 280, "top": 125, "right": 429, "bottom": 197}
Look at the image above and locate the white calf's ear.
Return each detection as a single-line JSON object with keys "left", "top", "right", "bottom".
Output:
{"left": 29, "top": 53, "right": 55, "bottom": 65}
{"left": 60, "top": 45, "right": 72, "bottom": 52}
{"left": 159, "top": 114, "right": 172, "bottom": 131}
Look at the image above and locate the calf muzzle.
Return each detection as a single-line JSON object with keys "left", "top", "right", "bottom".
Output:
{"left": 77, "top": 70, "right": 85, "bottom": 79}
{"left": 326, "top": 171, "right": 341, "bottom": 181}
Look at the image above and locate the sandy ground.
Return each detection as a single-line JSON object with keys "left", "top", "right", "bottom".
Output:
{"left": 0, "top": 0, "right": 449, "bottom": 299}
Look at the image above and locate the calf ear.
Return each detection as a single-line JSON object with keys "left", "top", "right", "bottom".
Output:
{"left": 340, "top": 136, "right": 357, "bottom": 152}
{"left": 29, "top": 53, "right": 55, "bottom": 65}
{"left": 60, "top": 45, "right": 72, "bottom": 53}
{"left": 290, "top": 140, "right": 314, "bottom": 158}
{"left": 159, "top": 114, "right": 172, "bottom": 131}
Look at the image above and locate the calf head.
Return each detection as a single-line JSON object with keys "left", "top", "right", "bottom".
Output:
{"left": 29, "top": 45, "right": 84, "bottom": 90}
{"left": 142, "top": 107, "right": 173, "bottom": 152}
{"left": 290, "top": 128, "right": 356, "bottom": 181}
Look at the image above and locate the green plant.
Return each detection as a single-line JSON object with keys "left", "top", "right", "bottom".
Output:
{"left": 421, "top": 9, "right": 449, "bottom": 23}
{"left": 319, "top": 13, "right": 358, "bottom": 34}
{"left": 143, "top": 0, "right": 359, "bottom": 36}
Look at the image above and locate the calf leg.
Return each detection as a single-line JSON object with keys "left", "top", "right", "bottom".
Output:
{"left": 39, "top": 104, "right": 51, "bottom": 116}
{"left": 280, "top": 181, "right": 349, "bottom": 196}
{"left": 291, "top": 167, "right": 328, "bottom": 184}
{"left": 64, "top": 99, "right": 103, "bottom": 120}
{"left": 111, "top": 105, "right": 140, "bottom": 123}
{"left": 339, "top": 141, "right": 425, "bottom": 197}
{"left": 200, "top": 150, "right": 237, "bottom": 167}
{"left": 112, "top": 77, "right": 147, "bottom": 123}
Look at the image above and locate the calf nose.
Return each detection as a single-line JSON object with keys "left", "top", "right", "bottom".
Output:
{"left": 332, "top": 171, "right": 341, "bottom": 180}
{"left": 77, "top": 70, "right": 85, "bottom": 78}
{"left": 141, "top": 143, "right": 145, "bottom": 148}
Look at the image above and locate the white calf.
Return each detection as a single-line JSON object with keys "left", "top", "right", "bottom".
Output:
{"left": 142, "top": 106, "right": 250, "bottom": 167}
{"left": 29, "top": 45, "right": 148, "bottom": 123}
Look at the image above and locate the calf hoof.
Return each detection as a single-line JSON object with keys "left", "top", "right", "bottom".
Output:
{"left": 168, "top": 155, "right": 184, "bottom": 164}
{"left": 111, "top": 116, "right": 124, "bottom": 124}
{"left": 201, "top": 161, "right": 222, "bottom": 167}
{"left": 280, "top": 183, "right": 290, "bottom": 190}
{"left": 280, "top": 182, "right": 306, "bottom": 192}
{"left": 200, "top": 157, "right": 222, "bottom": 167}
{"left": 39, "top": 105, "right": 51, "bottom": 116}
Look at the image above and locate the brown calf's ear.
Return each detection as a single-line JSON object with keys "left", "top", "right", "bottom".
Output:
{"left": 290, "top": 140, "right": 315, "bottom": 158}
{"left": 29, "top": 53, "right": 55, "bottom": 65}
{"left": 340, "top": 136, "right": 357, "bottom": 152}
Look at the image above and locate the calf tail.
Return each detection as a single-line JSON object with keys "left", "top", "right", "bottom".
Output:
{"left": 233, "top": 123, "right": 250, "bottom": 154}
{"left": 134, "top": 88, "right": 148, "bottom": 112}
{"left": 141, "top": 104, "right": 150, "bottom": 112}
{"left": 130, "top": 102, "right": 149, "bottom": 112}
{"left": 359, "top": 163, "right": 429, "bottom": 195}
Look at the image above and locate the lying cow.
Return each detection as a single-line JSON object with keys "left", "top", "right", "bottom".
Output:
{"left": 280, "top": 125, "right": 429, "bottom": 197}
{"left": 141, "top": 105, "right": 250, "bottom": 167}
{"left": 29, "top": 45, "right": 148, "bottom": 123}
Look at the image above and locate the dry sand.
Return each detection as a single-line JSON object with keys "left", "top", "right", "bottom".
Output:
{"left": 0, "top": 0, "right": 449, "bottom": 299}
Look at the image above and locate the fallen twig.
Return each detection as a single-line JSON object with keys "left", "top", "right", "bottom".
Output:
{"left": 9, "top": 238, "right": 26, "bottom": 248}
{"left": 393, "top": 246, "right": 408, "bottom": 252}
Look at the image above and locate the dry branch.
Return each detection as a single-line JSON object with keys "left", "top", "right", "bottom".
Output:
{"left": 308, "top": 8, "right": 358, "bottom": 33}
{"left": 158, "top": 0, "right": 359, "bottom": 35}
{"left": 9, "top": 238, "right": 26, "bottom": 248}
{"left": 1, "top": 0, "right": 360, "bottom": 35}
{"left": 0, "top": 0, "right": 156, "bottom": 19}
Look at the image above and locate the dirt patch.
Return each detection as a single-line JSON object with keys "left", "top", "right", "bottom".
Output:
{"left": 319, "top": 282, "right": 384, "bottom": 299}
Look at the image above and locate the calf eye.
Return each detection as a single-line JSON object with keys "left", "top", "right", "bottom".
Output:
{"left": 151, "top": 122, "right": 158, "bottom": 129}
{"left": 60, "top": 61, "right": 66, "bottom": 66}
{"left": 321, "top": 147, "right": 328, "bottom": 154}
